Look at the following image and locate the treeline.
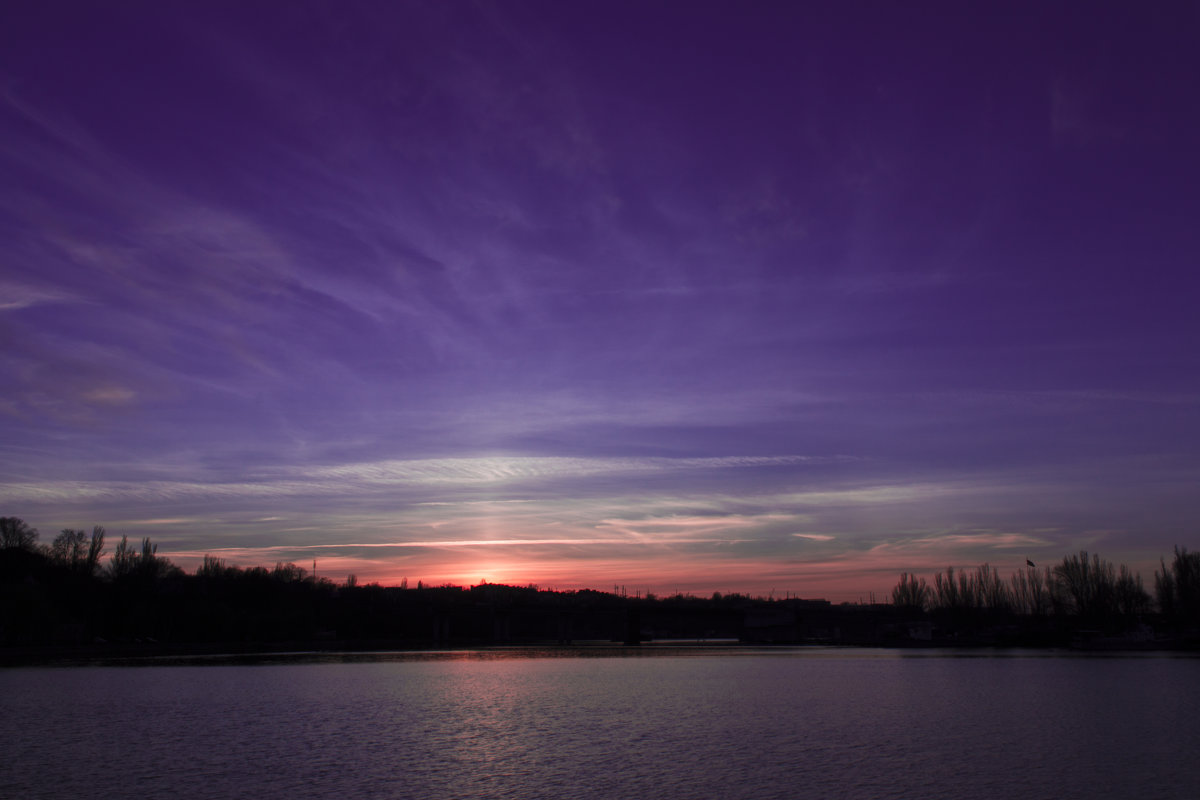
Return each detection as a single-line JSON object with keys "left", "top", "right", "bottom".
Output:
{"left": 892, "top": 548, "right": 1200, "bottom": 629}
{"left": 0, "top": 516, "right": 654, "bottom": 649}
{"left": 4, "top": 516, "right": 1200, "bottom": 653}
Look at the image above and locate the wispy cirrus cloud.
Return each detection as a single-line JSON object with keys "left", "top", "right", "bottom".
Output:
{"left": 869, "top": 531, "right": 1052, "bottom": 554}
{"left": 596, "top": 514, "right": 797, "bottom": 539}
{"left": 0, "top": 453, "right": 834, "bottom": 505}
{"left": 0, "top": 282, "right": 79, "bottom": 311}
{"left": 304, "top": 454, "right": 837, "bottom": 486}
{"left": 175, "top": 535, "right": 744, "bottom": 559}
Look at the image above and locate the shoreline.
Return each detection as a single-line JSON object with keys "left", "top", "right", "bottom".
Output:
{"left": 5, "top": 636, "right": 1197, "bottom": 667}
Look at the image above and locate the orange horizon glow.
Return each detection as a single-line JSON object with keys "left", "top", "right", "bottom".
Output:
{"left": 161, "top": 545, "right": 1155, "bottom": 605}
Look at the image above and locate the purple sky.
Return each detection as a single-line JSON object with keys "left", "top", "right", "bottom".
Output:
{"left": 2, "top": 2, "right": 1198, "bottom": 599}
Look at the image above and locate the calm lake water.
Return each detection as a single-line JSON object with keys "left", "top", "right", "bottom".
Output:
{"left": 2, "top": 647, "right": 1198, "bottom": 799}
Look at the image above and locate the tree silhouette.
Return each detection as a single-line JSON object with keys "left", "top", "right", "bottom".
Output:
{"left": 1114, "top": 564, "right": 1151, "bottom": 616}
{"left": 1155, "top": 546, "right": 1200, "bottom": 624}
{"left": 0, "top": 517, "right": 39, "bottom": 550}
{"left": 891, "top": 572, "right": 929, "bottom": 609}
{"left": 1053, "top": 551, "right": 1118, "bottom": 618}
{"left": 110, "top": 535, "right": 134, "bottom": 577}
{"left": 930, "top": 564, "right": 1011, "bottom": 612}
{"left": 50, "top": 529, "right": 89, "bottom": 571}
{"left": 85, "top": 526, "right": 105, "bottom": 576}
{"left": 138, "top": 537, "right": 160, "bottom": 579}
{"left": 1009, "top": 565, "right": 1051, "bottom": 616}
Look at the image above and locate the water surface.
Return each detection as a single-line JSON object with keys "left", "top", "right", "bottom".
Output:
{"left": 3, "top": 647, "right": 1197, "bottom": 799}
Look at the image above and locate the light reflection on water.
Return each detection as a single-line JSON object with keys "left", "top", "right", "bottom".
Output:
{"left": 3, "top": 648, "right": 1198, "bottom": 799}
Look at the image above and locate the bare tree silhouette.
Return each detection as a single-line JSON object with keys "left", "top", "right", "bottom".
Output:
{"left": 0, "top": 517, "right": 39, "bottom": 550}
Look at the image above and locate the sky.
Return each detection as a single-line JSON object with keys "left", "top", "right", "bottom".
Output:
{"left": 2, "top": 1, "right": 1199, "bottom": 601}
